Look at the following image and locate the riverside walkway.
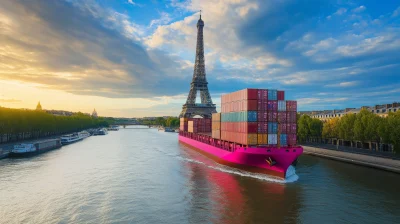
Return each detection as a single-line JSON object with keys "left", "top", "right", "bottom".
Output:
{"left": 301, "top": 143, "right": 400, "bottom": 173}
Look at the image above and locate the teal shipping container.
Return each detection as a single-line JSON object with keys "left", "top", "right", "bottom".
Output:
{"left": 268, "top": 89, "right": 277, "bottom": 100}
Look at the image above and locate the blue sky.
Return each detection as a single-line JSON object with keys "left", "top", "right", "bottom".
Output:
{"left": 0, "top": 0, "right": 399, "bottom": 117}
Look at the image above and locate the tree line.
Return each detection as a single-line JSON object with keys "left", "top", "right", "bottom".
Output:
{"left": 0, "top": 107, "right": 114, "bottom": 143}
{"left": 141, "top": 117, "right": 179, "bottom": 127}
{"left": 297, "top": 109, "right": 400, "bottom": 153}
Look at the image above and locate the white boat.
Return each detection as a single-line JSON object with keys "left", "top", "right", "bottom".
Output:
{"left": 94, "top": 128, "right": 108, "bottom": 135}
{"left": 60, "top": 133, "right": 83, "bottom": 145}
{"left": 79, "top": 131, "right": 91, "bottom": 139}
{"left": 107, "top": 125, "right": 120, "bottom": 131}
{"left": 11, "top": 143, "right": 37, "bottom": 155}
{"left": 10, "top": 139, "right": 62, "bottom": 157}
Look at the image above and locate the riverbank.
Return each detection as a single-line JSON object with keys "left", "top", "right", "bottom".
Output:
{"left": 301, "top": 145, "right": 400, "bottom": 174}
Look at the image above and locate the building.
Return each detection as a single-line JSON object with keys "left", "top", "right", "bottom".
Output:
{"left": 36, "top": 101, "right": 42, "bottom": 111}
{"left": 45, "top": 110, "right": 74, "bottom": 116}
{"left": 305, "top": 102, "right": 400, "bottom": 122}
{"left": 92, "top": 108, "right": 98, "bottom": 118}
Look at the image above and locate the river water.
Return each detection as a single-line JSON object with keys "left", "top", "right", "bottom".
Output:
{"left": 0, "top": 126, "right": 399, "bottom": 224}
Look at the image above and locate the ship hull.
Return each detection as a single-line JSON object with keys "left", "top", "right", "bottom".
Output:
{"left": 179, "top": 135, "right": 303, "bottom": 179}
{"left": 9, "top": 146, "right": 61, "bottom": 158}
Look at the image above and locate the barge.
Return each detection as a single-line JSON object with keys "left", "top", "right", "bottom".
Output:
{"left": 9, "top": 139, "right": 62, "bottom": 157}
{"left": 179, "top": 88, "right": 303, "bottom": 179}
{"left": 179, "top": 132, "right": 302, "bottom": 179}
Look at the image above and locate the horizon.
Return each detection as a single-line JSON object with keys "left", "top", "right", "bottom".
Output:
{"left": 1, "top": 0, "right": 400, "bottom": 117}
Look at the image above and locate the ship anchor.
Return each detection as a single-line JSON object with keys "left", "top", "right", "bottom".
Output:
{"left": 266, "top": 157, "right": 276, "bottom": 166}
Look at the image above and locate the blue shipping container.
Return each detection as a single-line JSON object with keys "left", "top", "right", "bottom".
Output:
{"left": 268, "top": 122, "right": 278, "bottom": 134}
{"left": 280, "top": 134, "right": 288, "bottom": 145}
{"left": 268, "top": 89, "right": 277, "bottom": 101}
{"left": 247, "top": 111, "right": 257, "bottom": 122}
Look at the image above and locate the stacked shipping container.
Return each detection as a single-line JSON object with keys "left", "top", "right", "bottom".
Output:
{"left": 212, "top": 113, "right": 221, "bottom": 139}
{"left": 217, "top": 88, "right": 297, "bottom": 146}
{"left": 179, "top": 88, "right": 298, "bottom": 147}
{"left": 180, "top": 118, "right": 212, "bottom": 133}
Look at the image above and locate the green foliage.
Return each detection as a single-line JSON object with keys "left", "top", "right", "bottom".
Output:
{"left": 141, "top": 117, "right": 179, "bottom": 127}
{"left": 320, "top": 109, "right": 400, "bottom": 153}
{"left": 297, "top": 115, "right": 322, "bottom": 142}
{"left": 0, "top": 107, "right": 111, "bottom": 141}
{"left": 322, "top": 118, "right": 339, "bottom": 138}
{"left": 385, "top": 111, "right": 400, "bottom": 152}
{"left": 338, "top": 113, "right": 356, "bottom": 141}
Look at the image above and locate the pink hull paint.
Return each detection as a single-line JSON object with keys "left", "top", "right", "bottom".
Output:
{"left": 179, "top": 135, "right": 303, "bottom": 179}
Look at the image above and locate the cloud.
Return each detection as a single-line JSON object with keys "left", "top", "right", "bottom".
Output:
{"left": 0, "top": 0, "right": 191, "bottom": 98}
{"left": 1, "top": 0, "right": 400, "bottom": 115}
{"left": 0, "top": 98, "right": 21, "bottom": 103}
{"left": 325, "top": 81, "right": 359, "bottom": 87}
{"left": 334, "top": 8, "right": 347, "bottom": 15}
{"left": 352, "top": 5, "right": 366, "bottom": 13}
{"left": 149, "top": 12, "right": 172, "bottom": 28}
{"left": 127, "top": 0, "right": 143, "bottom": 7}
{"left": 392, "top": 7, "right": 400, "bottom": 18}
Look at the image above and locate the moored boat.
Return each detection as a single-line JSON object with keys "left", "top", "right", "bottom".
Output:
{"left": 164, "top": 127, "right": 175, "bottom": 132}
{"left": 94, "top": 128, "right": 108, "bottom": 135}
{"left": 79, "top": 131, "right": 91, "bottom": 139}
{"left": 9, "top": 139, "right": 62, "bottom": 157}
{"left": 60, "top": 133, "right": 82, "bottom": 145}
{"left": 107, "top": 125, "right": 120, "bottom": 131}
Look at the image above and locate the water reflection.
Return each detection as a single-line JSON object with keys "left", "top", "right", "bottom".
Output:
{"left": 181, "top": 145, "right": 302, "bottom": 224}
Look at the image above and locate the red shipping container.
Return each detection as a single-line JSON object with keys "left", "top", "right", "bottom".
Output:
{"left": 241, "top": 122, "right": 257, "bottom": 133}
{"left": 286, "top": 101, "right": 297, "bottom": 112}
{"left": 268, "top": 111, "right": 277, "bottom": 121}
{"left": 257, "top": 122, "right": 268, "bottom": 133}
{"left": 287, "top": 123, "right": 297, "bottom": 134}
{"left": 278, "top": 123, "right": 287, "bottom": 134}
{"left": 277, "top": 91, "right": 285, "bottom": 101}
{"left": 257, "top": 111, "right": 267, "bottom": 122}
{"left": 290, "top": 123, "right": 297, "bottom": 134}
{"left": 241, "top": 89, "right": 258, "bottom": 100}
{"left": 287, "top": 134, "right": 297, "bottom": 146}
{"left": 243, "top": 100, "right": 257, "bottom": 111}
{"left": 267, "top": 101, "right": 278, "bottom": 111}
{"left": 278, "top": 112, "right": 287, "bottom": 123}
{"left": 257, "top": 99, "right": 268, "bottom": 111}
{"left": 287, "top": 111, "right": 297, "bottom": 123}
{"left": 257, "top": 89, "right": 268, "bottom": 100}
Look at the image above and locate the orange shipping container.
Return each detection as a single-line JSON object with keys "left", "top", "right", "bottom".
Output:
{"left": 212, "top": 130, "right": 221, "bottom": 139}
{"left": 212, "top": 113, "right": 221, "bottom": 122}
{"left": 257, "top": 134, "right": 267, "bottom": 144}
{"left": 212, "top": 121, "right": 221, "bottom": 130}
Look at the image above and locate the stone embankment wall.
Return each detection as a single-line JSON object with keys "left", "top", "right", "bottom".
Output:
{"left": 302, "top": 146, "right": 400, "bottom": 174}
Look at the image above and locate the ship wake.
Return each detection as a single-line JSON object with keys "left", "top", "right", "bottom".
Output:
{"left": 153, "top": 146, "right": 299, "bottom": 183}
{"left": 178, "top": 156, "right": 299, "bottom": 184}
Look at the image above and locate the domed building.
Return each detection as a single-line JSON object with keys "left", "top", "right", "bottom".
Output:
{"left": 92, "top": 108, "right": 98, "bottom": 118}
{"left": 36, "top": 101, "right": 42, "bottom": 111}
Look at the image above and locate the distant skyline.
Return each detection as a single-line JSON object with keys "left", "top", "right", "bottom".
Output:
{"left": 0, "top": 0, "right": 400, "bottom": 117}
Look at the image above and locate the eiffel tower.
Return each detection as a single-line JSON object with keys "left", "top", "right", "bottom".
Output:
{"left": 179, "top": 12, "right": 217, "bottom": 118}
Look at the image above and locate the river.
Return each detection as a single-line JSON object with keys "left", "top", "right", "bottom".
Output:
{"left": 0, "top": 126, "right": 399, "bottom": 223}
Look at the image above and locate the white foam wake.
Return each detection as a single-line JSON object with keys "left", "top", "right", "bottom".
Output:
{"left": 178, "top": 156, "right": 299, "bottom": 184}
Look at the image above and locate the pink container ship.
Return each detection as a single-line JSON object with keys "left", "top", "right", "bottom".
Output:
{"left": 179, "top": 88, "right": 303, "bottom": 179}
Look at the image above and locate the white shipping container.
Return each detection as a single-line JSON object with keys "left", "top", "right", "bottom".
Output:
{"left": 268, "top": 134, "right": 277, "bottom": 144}
{"left": 278, "top": 101, "right": 286, "bottom": 111}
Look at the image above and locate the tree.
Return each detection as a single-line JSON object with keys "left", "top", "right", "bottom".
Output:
{"left": 338, "top": 113, "right": 356, "bottom": 144}
{"left": 322, "top": 117, "right": 339, "bottom": 139}
{"left": 297, "top": 115, "right": 311, "bottom": 142}
{"left": 386, "top": 111, "right": 400, "bottom": 153}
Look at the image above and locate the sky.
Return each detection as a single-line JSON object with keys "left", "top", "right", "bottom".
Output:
{"left": 0, "top": 0, "right": 399, "bottom": 117}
